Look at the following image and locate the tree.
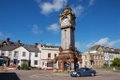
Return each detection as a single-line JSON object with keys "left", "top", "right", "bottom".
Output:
{"left": 112, "top": 58, "right": 120, "bottom": 67}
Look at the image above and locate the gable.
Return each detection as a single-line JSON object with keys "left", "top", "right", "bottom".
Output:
{"left": 97, "top": 47, "right": 103, "bottom": 52}
{"left": 12, "top": 46, "right": 29, "bottom": 53}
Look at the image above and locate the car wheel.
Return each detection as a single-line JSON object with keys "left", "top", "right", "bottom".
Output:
{"left": 91, "top": 73, "right": 95, "bottom": 76}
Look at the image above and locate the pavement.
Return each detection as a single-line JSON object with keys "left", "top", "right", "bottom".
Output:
{"left": 0, "top": 69, "right": 120, "bottom": 80}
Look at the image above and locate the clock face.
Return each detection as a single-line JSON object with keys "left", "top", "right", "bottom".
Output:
{"left": 62, "top": 18, "right": 71, "bottom": 26}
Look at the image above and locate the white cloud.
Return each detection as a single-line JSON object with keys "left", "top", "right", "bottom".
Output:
{"left": 32, "top": 24, "right": 43, "bottom": 34}
{"left": 73, "top": 5, "right": 84, "bottom": 17}
{"left": 73, "top": 0, "right": 95, "bottom": 17}
{"left": 35, "top": 0, "right": 95, "bottom": 18}
{"left": 47, "top": 23, "right": 60, "bottom": 34}
{"left": 38, "top": 0, "right": 67, "bottom": 15}
{"left": 104, "top": 39, "right": 120, "bottom": 47}
{"left": 87, "top": 37, "right": 120, "bottom": 48}
{"left": 75, "top": 41, "right": 81, "bottom": 49}
{"left": 40, "top": 2, "right": 54, "bottom": 14}
{"left": 94, "top": 38, "right": 109, "bottom": 46}
{"left": 88, "top": 0, "right": 95, "bottom": 6}
{"left": 86, "top": 41, "right": 95, "bottom": 48}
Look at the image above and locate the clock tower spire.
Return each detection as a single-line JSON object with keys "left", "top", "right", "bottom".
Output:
{"left": 59, "top": 6, "right": 76, "bottom": 50}
{"left": 55, "top": 6, "right": 82, "bottom": 71}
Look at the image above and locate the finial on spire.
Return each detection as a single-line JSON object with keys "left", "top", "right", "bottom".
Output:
{"left": 63, "top": 4, "right": 72, "bottom": 13}
{"left": 64, "top": 3, "right": 70, "bottom": 10}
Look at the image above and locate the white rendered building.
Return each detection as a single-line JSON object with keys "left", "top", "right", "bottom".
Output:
{"left": 0, "top": 41, "right": 60, "bottom": 69}
{"left": 37, "top": 44, "right": 60, "bottom": 69}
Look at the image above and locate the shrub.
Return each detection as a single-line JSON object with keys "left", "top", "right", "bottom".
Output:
{"left": 102, "top": 63, "right": 109, "bottom": 68}
{"left": 21, "top": 63, "right": 29, "bottom": 70}
{"left": 112, "top": 58, "right": 120, "bottom": 67}
{"left": 112, "top": 58, "right": 120, "bottom": 70}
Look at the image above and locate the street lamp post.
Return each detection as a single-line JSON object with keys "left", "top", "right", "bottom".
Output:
{"left": 108, "top": 52, "right": 110, "bottom": 68}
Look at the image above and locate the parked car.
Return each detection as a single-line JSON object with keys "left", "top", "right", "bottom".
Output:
{"left": 70, "top": 68, "right": 96, "bottom": 77}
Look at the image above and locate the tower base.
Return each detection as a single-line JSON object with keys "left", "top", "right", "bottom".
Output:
{"left": 56, "top": 50, "right": 81, "bottom": 71}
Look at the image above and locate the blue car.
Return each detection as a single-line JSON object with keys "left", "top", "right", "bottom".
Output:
{"left": 70, "top": 68, "right": 96, "bottom": 77}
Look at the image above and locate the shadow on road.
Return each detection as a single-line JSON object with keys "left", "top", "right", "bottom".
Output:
{"left": 0, "top": 72, "right": 20, "bottom": 80}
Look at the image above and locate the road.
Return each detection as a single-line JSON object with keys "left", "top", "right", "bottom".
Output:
{"left": 0, "top": 69, "right": 120, "bottom": 80}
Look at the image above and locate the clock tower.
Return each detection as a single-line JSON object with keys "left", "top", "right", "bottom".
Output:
{"left": 60, "top": 6, "right": 76, "bottom": 50}
{"left": 55, "top": 6, "right": 82, "bottom": 71}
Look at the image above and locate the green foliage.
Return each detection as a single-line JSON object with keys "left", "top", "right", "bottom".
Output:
{"left": 21, "top": 62, "right": 29, "bottom": 70}
{"left": 102, "top": 63, "right": 109, "bottom": 69}
{"left": 104, "top": 63, "right": 109, "bottom": 67}
{"left": 112, "top": 58, "right": 120, "bottom": 67}
{"left": 112, "top": 58, "right": 120, "bottom": 70}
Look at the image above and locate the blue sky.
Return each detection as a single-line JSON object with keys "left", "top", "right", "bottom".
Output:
{"left": 0, "top": 0, "right": 120, "bottom": 51}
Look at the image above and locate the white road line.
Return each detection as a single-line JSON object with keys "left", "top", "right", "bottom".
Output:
{"left": 30, "top": 74, "right": 39, "bottom": 78}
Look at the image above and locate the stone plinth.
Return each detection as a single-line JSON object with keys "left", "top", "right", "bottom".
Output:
{"left": 56, "top": 49, "right": 81, "bottom": 70}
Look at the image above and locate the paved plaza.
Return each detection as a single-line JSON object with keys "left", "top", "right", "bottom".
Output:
{"left": 0, "top": 69, "right": 120, "bottom": 80}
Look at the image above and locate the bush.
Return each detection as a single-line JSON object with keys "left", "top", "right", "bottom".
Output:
{"left": 21, "top": 63, "right": 29, "bottom": 70}
{"left": 102, "top": 63, "right": 109, "bottom": 68}
{"left": 112, "top": 58, "right": 120, "bottom": 70}
{"left": 112, "top": 58, "right": 120, "bottom": 67}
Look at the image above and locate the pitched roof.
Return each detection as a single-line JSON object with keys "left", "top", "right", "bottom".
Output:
{"left": 23, "top": 44, "right": 40, "bottom": 53}
{"left": 0, "top": 45, "right": 20, "bottom": 51}
{"left": 104, "top": 47, "right": 120, "bottom": 53}
{"left": 41, "top": 44, "right": 60, "bottom": 48}
{"left": 0, "top": 41, "right": 40, "bottom": 53}
{"left": 89, "top": 45, "right": 101, "bottom": 51}
{"left": 103, "top": 47, "right": 110, "bottom": 52}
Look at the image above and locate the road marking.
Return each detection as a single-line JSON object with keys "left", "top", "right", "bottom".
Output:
{"left": 30, "top": 74, "right": 39, "bottom": 78}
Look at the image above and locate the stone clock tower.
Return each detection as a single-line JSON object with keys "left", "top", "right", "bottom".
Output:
{"left": 60, "top": 6, "right": 76, "bottom": 50}
{"left": 56, "top": 6, "right": 82, "bottom": 71}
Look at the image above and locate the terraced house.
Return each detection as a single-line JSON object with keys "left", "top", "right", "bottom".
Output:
{"left": 82, "top": 45, "right": 120, "bottom": 68}
{"left": 0, "top": 38, "right": 59, "bottom": 69}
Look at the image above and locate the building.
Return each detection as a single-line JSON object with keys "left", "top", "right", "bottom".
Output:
{"left": 0, "top": 45, "right": 20, "bottom": 66}
{"left": 0, "top": 42, "right": 41, "bottom": 68}
{"left": 37, "top": 44, "right": 59, "bottom": 69}
{"left": 0, "top": 38, "right": 60, "bottom": 69}
{"left": 104, "top": 47, "right": 120, "bottom": 67}
{"left": 56, "top": 6, "right": 82, "bottom": 71}
{"left": 82, "top": 45, "right": 120, "bottom": 68}
{"left": 82, "top": 45, "right": 104, "bottom": 68}
{"left": 11, "top": 44, "right": 41, "bottom": 68}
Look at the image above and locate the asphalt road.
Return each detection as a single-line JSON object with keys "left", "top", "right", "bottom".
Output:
{"left": 0, "top": 70, "right": 120, "bottom": 80}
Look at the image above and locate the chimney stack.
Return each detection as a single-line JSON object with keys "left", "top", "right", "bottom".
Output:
{"left": 35, "top": 43, "right": 38, "bottom": 48}
{"left": 6, "top": 37, "right": 11, "bottom": 45}
{"left": 17, "top": 40, "right": 21, "bottom": 44}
